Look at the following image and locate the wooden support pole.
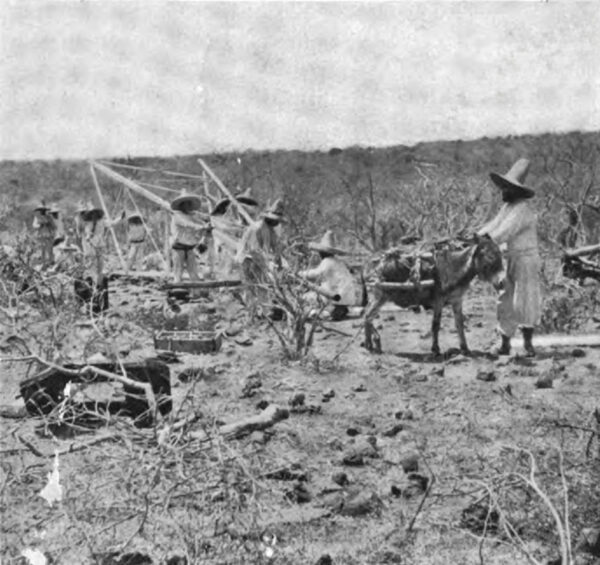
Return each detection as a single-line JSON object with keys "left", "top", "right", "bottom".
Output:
{"left": 197, "top": 158, "right": 253, "bottom": 225}
{"left": 90, "top": 164, "right": 127, "bottom": 271}
{"left": 164, "top": 210, "right": 171, "bottom": 274}
{"left": 163, "top": 279, "right": 242, "bottom": 289}
{"left": 565, "top": 243, "right": 600, "bottom": 258}
{"left": 373, "top": 280, "right": 435, "bottom": 290}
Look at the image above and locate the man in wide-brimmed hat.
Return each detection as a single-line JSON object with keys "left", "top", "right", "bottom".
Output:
{"left": 170, "top": 191, "right": 211, "bottom": 282}
{"left": 32, "top": 201, "right": 57, "bottom": 268}
{"left": 48, "top": 204, "right": 65, "bottom": 247}
{"left": 235, "top": 198, "right": 285, "bottom": 319}
{"left": 79, "top": 201, "right": 107, "bottom": 283}
{"left": 299, "top": 230, "right": 359, "bottom": 321}
{"left": 478, "top": 158, "right": 541, "bottom": 357}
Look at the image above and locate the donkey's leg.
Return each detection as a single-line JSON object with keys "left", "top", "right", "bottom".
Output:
{"left": 451, "top": 296, "right": 470, "bottom": 355}
{"left": 431, "top": 298, "right": 443, "bottom": 356}
{"left": 363, "top": 296, "right": 384, "bottom": 353}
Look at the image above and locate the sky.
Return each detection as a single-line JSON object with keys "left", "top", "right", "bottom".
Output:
{"left": 0, "top": 1, "right": 599, "bottom": 160}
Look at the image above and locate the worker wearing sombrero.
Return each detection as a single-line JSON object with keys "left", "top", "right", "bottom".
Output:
{"left": 32, "top": 201, "right": 57, "bottom": 268}
{"left": 299, "top": 230, "right": 359, "bottom": 321}
{"left": 108, "top": 209, "right": 147, "bottom": 272}
{"left": 235, "top": 198, "right": 285, "bottom": 320}
{"left": 170, "top": 191, "right": 210, "bottom": 282}
{"left": 80, "top": 201, "right": 107, "bottom": 283}
{"left": 48, "top": 204, "right": 66, "bottom": 248}
{"left": 478, "top": 158, "right": 541, "bottom": 357}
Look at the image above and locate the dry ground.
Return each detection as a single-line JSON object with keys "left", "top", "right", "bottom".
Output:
{"left": 1, "top": 279, "right": 599, "bottom": 565}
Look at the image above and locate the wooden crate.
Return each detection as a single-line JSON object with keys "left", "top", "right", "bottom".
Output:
{"left": 154, "top": 330, "right": 222, "bottom": 354}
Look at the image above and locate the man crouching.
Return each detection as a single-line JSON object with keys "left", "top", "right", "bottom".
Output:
{"left": 299, "top": 231, "right": 360, "bottom": 322}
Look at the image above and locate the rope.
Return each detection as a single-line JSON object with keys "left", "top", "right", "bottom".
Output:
{"left": 137, "top": 181, "right": 182, "bottom": 194}
{"left": 98, "top": 160, "right": 208, "bottom": 181}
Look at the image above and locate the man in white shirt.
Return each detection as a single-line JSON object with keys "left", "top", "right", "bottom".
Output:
{"left": 299, "top": 230, "right": 358, "bottom": 321}
{"left": 478, "top": 158, "right": 541, "bottom": 357}
{"left": 170, "top": 192, "right": 210, "bottom": 283}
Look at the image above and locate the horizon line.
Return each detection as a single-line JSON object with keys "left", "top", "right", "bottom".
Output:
{"left": 1, "top": 127, "right": 598, "bottom": 164}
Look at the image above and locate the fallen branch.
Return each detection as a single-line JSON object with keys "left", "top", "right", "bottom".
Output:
{"left": 190, "top": 405, "right": 289, "bottom": 441}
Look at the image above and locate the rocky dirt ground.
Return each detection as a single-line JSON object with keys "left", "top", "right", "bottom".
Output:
{"left": 1, "top": 277, "right": 599, "bottom": 565}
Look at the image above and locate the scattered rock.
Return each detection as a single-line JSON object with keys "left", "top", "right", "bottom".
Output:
{"left": 225, "top": 324, "right": 243, "bottom": 337}
{"left": 390, "top": 484, "right": 402, "bottom": 497}
{"left": 249, "top": 431, "right": 266, "bottom": 444}
{"left": 460, "top": 500, "right": 499, "bottom": 534}
{"left": 399, "top": 452, "right": 419, "bottom": 473}
{"left": 577, "top": 527, "right": 600, "bottom": 557}
{"left": 352, "top": 383, "right": 367, "bottom": 392}
{"left": 394, "top": 408, "right": 414, "bottom": 421}
{"left": 535, "top": 375, "right": 554, "bottom": 389}
{"left": 165, "top": 556, "right": 188, "bottom": 565}
{"left": 346, "top": 426, "right": 361, "bottom": 437}
{"left": 571, "top": 348, "right": 586, "bottom": 358}
{"left": 265, "top": 465, "right": 307, "bottom": 482}
{"left": 318, "top": 491, "right": 345, "bottom": 512}
{"left": 177, "top": 366, "right": 216, "bottom": 383}
{"left": 255, "top": 399, "right": 270, "bottom": 411}
{"left": 285, "top": 481, "right": 311, "bottom": 504}
{"left": 406, "top": 472, "right": 429, "bottom": 493}
{"left": 342, "top": 450, "right": 365, "bottom": 466}
{"left": 290, "top": 403, "right": 322, "bottom": 415}
{"left": 240, "top": 373, "right": 262, "bottom": 398}
{"left": 382, "top": 423, "right": 404, "bottom": 437}
{"left": 431, "top": 365, "right": 445, "bottom": 377}
{"left": 322, "top": 388, "right": 335, "bottom": 403}
{"left": 384, "top": 314, "right": 395, "bottom": 322}
{"left": 338, "top": 489, "right": 382, "bottom": 517}
{"left": 372, "top": 549, "right": 403, "bottom": 563}
{"left": 476, "top": 369, "right": 497, "bottom": 382}
{"left": 288, "top": 392, "right": 306, "bottom": 407}
{"left": 328, "top": 438, "right": 344, "bottom": 451}
{"left": 315, "top": 555, "right": 333, "bottom": 565}
{"left": 235, "top": 336, "right": 253, "bottom": 346}
{"left": 332, "top": 471, "right": 349, "bottom": 486}
{"left": 342, "top": 438, "right": 378, "bottom": 466}
{"left": 95, "top": 552, "right": 153, "bottom": 565}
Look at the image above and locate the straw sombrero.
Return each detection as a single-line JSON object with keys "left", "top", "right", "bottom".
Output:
{"left": 34, "top": 201, "right": 50, "bottom": 213}
{"left": 235, "top": 187, "right": 258, "bottom": 207}
{"left": 490, "top": 158, "right": 535, "bottom": 199}
{"left": 309, "top": 230, "right": 347, "bottom": 255}
{"left": 262, "top": 198, "right": 285, "bottom": 222}
{"left": 170, "top": 191, "right": 204, "bottom": 212}
{"left": 81, "top": 201, "right": 105, "bottom": 222}
{"left": 210, "top": 198, "right": 231, "bottom": 216}
{"left": 126, "top": 210, "right": 143, "bottom": 223}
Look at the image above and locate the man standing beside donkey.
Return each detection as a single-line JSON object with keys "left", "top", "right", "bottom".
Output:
{"left": 478, "top": 158, "right": 542, "bottom": 357}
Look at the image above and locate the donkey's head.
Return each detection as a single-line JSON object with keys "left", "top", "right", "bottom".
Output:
{"left": 471, "top": 234, "right": 503, "bottom": 284}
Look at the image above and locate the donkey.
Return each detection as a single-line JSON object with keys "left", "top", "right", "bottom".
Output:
{"left": 363, "top": 234, "right": 503, "bottom": 355}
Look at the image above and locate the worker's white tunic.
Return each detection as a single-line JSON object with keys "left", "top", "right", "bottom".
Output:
{"left": 300, "top": 256, "right": 358, "bottom": 306}
{"left": 479, "top": 200, "right": 542, "bottom": 336}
